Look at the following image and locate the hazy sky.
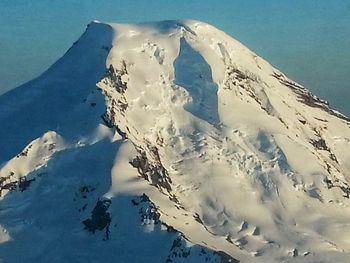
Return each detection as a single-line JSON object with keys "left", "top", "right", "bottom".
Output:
{"left": 1, "top": 0, "right": 349, "bottom": 115}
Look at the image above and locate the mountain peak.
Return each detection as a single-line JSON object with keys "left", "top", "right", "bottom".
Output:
{"left": 1, "top": 20, "right": 350, "bottom": 263}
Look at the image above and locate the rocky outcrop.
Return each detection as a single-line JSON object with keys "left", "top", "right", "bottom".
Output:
{"left": 83, "top": 198, "right": 112, "bottom": 240}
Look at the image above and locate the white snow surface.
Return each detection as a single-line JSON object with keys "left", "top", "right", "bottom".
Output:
{"left": 1, "top": 20, "right": 350, "bottom": 263}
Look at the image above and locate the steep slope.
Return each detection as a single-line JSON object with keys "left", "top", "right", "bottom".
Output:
{"left": 1, "top": 20, "right": 350, "bottom": 263}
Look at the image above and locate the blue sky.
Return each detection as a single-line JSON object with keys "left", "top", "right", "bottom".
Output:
{"left": 1, "top": 0, "right": 349, "bottom": 114}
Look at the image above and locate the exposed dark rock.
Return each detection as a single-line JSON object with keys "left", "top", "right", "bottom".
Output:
{"left": 298, "top": 119, "right": 306, "bottom": 125}
{"left": 166, "top": 236, "right": 239, "bottom": 263}
{"left": 101, "top": 61, "right": 172, "bottom": 193}
{"left": 194, "top": 213, "right": 203, "bottom": 224}
{"left": 101, "top": 113, "right": 127, "bottom": 139}
{"left": 140, "top": 204, "right": 161, "bottom": 225}
{"left": 310, "top": 133, "right": 339, "bottom": 165}
{"left": 169, "top": 194, "right": 180, "bottom": 204}
{"left": 131, "top": 194, "right": 161, "bottom": 225}
{"left": 167, "top": 237, "right": 191, "bottom": 260}
{"left": 329, "top": 153, "right": 339, "bottom": 163}
{"left": 16, "top": 147, "right": 30, "bottom": 158}
{"left": 77, "top": 185, "right": 96, "bottom": 201}
{"left": 140, "top": 193, "right": 150, "bottom": 202}
{"left": 99, "top": 61, "right": 130, "bottom": 138}
{"left": 0, "top": 181, "right": 17, "bottom": 196}
{"left": 164, "top": 223, "right": 177, "bottom": 233}
{"left": 120, "top": 60, "right": 128, "bottom": 75}
{"left": 130, "top": 150, "right": 172, "bottom": 192}
{"left": 227, "top": 67, "right": 259, "bottom": 83}
{"left": 129, "top": 195, "right": 239, "bottom": 263}
{"left": 116, "top": 99, "right": 128, "bottom": 112}
{"left": 323, "top": 177, "right": 350, "bottom": 198}
{"left": 130, "top": 153, "right": 150, "bottom": 178}
{"left": 131, "top": 199, "right": 138, "bottom": 206}
{"left": 314, "top": 117, "right": 328, "bottom": 123}
{"left": 272, "top": 72, "right": 304, "bottom": 91}
{"left": 79, "top": 185, "right": 96, "bottom": 194}
{"left": 103, "top": 64, "right": 128, "bottom": 94}
{"left": 0, "top": 173, "right": 36, "bottom": 196}
{"left": 311, "top": 138, "right": 329, "bottom": 151}
{"left": 272, "top": 72, "right": 350, "bottom": 122}
{"left": 18, "top": 177, "right": 35, "bottom": 192}
{"left": 100, "top": 113, "right": 114, "bottom": 128}
{"left": 83, "top": 199, "right": 112, "bottom": 240}
{"left": 226, "top": 235, "right": 233, "bottom": 244}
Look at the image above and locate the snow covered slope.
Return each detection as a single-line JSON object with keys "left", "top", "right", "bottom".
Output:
{"left": 1, "top": 20, "right": 350, "bottom": 263}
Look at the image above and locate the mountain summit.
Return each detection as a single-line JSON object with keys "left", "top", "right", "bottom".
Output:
{"left": 1, "top": 20, "right": 350, "bottom": 263}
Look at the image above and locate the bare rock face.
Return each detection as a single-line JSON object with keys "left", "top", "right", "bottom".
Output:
{"left": 83, "top": 198, "right": 112, "bottom": 240}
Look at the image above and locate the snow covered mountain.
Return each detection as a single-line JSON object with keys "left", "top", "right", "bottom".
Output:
{"left": 1, "top": 20, "right": 350, "bottom": 263}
